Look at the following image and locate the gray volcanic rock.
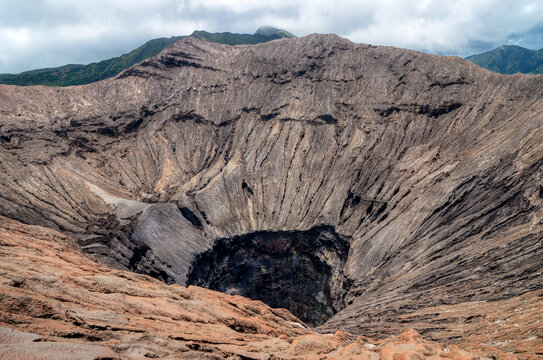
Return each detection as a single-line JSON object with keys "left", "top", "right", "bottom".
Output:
{"left": 0, "top": 34, "right": 542, "bottom": 337}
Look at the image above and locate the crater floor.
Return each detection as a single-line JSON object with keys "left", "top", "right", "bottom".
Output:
{"left": 187, "top": 226, "right": 351, "bottom": 326}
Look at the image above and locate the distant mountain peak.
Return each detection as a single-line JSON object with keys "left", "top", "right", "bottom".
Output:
{"left": 254, "top": 26, "right": 296, "bottom": 38}
{"left": 466, "top": 44, "right": 543, "bottom": 74}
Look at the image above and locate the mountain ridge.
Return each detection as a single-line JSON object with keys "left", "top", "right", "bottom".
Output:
{"left": 466, "top": 44, "right": 543, "bottom": 74}
{"left": 0, "top": 27, "right": 294, "bottom": 87}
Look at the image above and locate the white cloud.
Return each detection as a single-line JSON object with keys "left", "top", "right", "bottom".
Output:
{"left": 179, "top": 0, "right": 293, "bottom": 14}
{"left": 339, "top": 0, "right": 543, "bottom": 55}
{"left": 0, "top": 0, "right": 542, "bottom": 73}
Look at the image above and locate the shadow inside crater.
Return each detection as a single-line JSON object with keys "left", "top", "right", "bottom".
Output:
{"left": 187, "top": 225, "right": 352, "bottom": 327}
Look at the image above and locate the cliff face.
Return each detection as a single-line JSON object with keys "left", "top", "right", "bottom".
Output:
{"left": 0, "top": 34, "right": 542, "bottom": 343}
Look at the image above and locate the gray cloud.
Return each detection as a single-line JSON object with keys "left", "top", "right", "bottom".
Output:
{"left": 1, "top": 0, "right": 542, "bottom": 73}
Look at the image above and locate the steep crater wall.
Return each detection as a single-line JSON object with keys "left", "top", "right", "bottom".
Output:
{"left": 1, "top": 34, "right": 542, "bottom": 337}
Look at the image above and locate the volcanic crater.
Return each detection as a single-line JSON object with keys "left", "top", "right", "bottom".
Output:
{"left": 0, "top": 34, "right": 542, "bottom": 358}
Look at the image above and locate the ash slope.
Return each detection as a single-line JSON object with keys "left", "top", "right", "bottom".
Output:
{"left": 0, "top": 35, "right": 542, "bottom": 337}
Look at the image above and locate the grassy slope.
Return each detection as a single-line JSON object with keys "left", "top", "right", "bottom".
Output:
{"left": 0, "top": 28, "right": 294, "bottom": 87}
{"left": 0, "top": 37, "right": 184, "bottom": 86}
{"left": 466, "top": 45, "right": 543, "bottom": 74}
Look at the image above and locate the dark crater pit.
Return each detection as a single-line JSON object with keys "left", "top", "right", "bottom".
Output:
{"left": 186, "top": 225, "right": 352, "bottom": 327}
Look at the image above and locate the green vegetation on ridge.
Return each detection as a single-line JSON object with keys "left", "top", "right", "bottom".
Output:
{"left": 466, "top": 45, "right": 543, "bottom": 75}
{"left": 0, "top": 36, "right": 184, "bottom": 87}
{"left": 191, "top": 26, "right": 294, "bottom": 45}
{"left": 0, "top": 27, "right": 294, "bottom": 87}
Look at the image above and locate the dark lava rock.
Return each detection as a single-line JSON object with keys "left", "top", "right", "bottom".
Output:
{"left": 187, "top": 226, "right": 351, "bottom": 326}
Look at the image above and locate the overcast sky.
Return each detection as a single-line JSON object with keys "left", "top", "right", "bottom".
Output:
{"left": 1, "top": 0, "right": 542, "bottom": 73}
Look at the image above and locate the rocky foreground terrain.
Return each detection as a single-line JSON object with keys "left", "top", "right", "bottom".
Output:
{"left": 0, "top": 34, "right": 542, "bottom": 358}
{"left": 1, "top": 216, "right": 541, "bottom": 359}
